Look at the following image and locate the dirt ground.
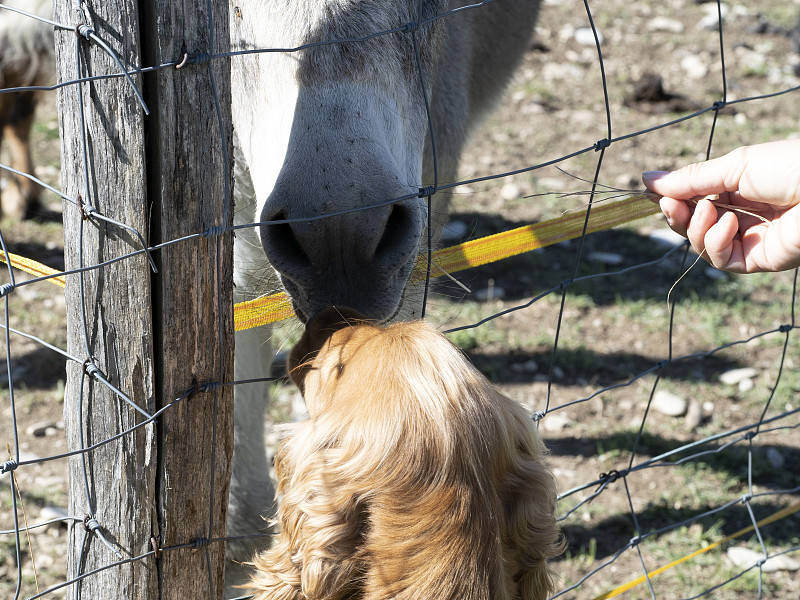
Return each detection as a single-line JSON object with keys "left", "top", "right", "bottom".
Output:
{"left": 2, "top": 0, "right": 800, "bottom": 598}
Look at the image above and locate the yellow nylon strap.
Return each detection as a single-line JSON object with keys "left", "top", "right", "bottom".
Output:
{"left": 235, "top": 192, "right": 659, "bottom": 330}
{"left": 411, "top": 192, "right": 659, "bottom": 281}
{"left": 591, "top": 501, "right": 800, "bottom": 600}
{"left": 0, "top": 251, "right": 65, "bottom": 287}
{"left": 0, "top": 192, "right": 660, "bottom": 329}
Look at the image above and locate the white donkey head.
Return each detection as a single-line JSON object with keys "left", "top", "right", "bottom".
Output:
{"left": 231, "top": 1, "right": 539, "bottom": 322}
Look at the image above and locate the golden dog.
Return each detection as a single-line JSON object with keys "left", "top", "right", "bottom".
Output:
{"left": 249, "top": 308, "right": 563, "bottom": 599}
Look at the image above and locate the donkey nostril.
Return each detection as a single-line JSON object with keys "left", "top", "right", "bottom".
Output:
{"left": 375, "top": 204, "right": 417, "bottom": 264}
{"left": 263, "top": 211, "right": 311, "bottom": 267}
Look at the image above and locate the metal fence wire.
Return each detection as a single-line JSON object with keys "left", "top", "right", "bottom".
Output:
{"left": 1, "top": 0, "right": 799, "bottom": 599}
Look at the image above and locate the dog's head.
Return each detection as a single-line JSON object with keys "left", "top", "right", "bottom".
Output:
{"left": 287, "top": 306, "right": 371, "bottom": 397}
{"left": 256, "top": 311, "right": 565, "bottom": 600}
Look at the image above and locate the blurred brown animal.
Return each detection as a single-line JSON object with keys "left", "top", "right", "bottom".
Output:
{"left": 0, "top": 0, "right": 54, "bottom": 219}
{"left": 248, "top": 308, "right": 564, "bottom": 600}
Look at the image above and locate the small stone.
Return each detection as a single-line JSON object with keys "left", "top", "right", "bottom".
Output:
{"left": 767, "top": 554, "right": 800, "bottom": 572}
{"left": 727, "top": 546, "right": 800, "bottom": 572}
{"left": 681, "top": 54, "right": 709, "bottom": 79}
{"left": 500, "top": 182, "right": 521, "bottom": 201}
{"left": 542, "top": 413, "right": 572, "bottom": 433}
{"left": 653, "top": 390, "right": 688, "bottom": 417}
{"left": 727, "top": 547, "right": 760, "bottom": 569}
{"left": 685, "top": 400, "right": 703, "bottom": 430}
{"left": 26, "top": 422, "right": 61, "bottom": 437}
{"left": 574, "top": 27, "right": 602, "bottom": 46}
{"left": 649, "top": 228, "right": 687, "bottom": 249}
{"left": 696, "top": 4, "right": 728, "bottom": 32}
{"left": 552, "top": 366, "right": 565, "bottom": 380}
{"left": 719, "top": 368, "right": 758, "bottom": 385}
{"left": 738, "top": 377, "right": 754, "bottom": 393}
{"left": 587, "top": 251, "right": 624, "bottom": 265}
{"left": 512, "top": 360, "right": 539, "bottom": 374}
{"left": 697, "top": 14, "right": 721, "bottom": 31}
{"left": 647, "top": 17, "right": 684, "bottom": 33}
{"left": 766, "top": 447, "right": 785, "bottom": 469}
{"left": 521, "top": 359, "right": 539, "bottom": 374}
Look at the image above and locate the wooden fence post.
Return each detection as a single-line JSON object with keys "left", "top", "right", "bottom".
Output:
{"left": 54, "top": 0, "right": 233, "bottom": 597}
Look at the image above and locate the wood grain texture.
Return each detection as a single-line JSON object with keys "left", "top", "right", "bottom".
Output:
{"left": 54, "top": 0, "right": 233, "bottom": 597}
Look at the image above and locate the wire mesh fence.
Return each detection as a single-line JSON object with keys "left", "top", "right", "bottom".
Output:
{"left": 1, "top": 0, "right": 799, "bottom": 598}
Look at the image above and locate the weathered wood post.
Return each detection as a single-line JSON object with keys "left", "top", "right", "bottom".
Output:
{"left": 54, "top": 0, "right": 233, "bottom": 597}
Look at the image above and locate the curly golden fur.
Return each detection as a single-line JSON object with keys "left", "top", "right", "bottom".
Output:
{"left": 248, "top": 308, "right": 564, "bottom": 599}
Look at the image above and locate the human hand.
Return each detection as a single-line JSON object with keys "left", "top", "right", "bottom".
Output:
{"left": 642, "top": 140, "right": 800, "bottom": 273}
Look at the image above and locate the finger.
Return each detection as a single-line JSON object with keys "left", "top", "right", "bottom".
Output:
{"left": 642, "top": 149, "right": 745, "bottom": 199}
{"left": 703, "top": 210, "right": 740, "bottom": 271}
{"left": 742, "top": 203, "right": 800, "bottom": 272}
{"left": 685, "top": 198, "right": 718, "bottom": 258}
{"left": 659, "top": 196, "right": 691, "bottom": 237}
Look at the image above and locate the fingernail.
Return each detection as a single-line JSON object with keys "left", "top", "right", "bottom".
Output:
{"left": 642, "top": 170, "right": 669, "bottom": 186}
{"left": 662, "top": 207, "right": 673, "bottom": 227}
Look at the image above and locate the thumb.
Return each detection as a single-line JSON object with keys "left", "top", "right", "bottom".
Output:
{"left": 642, "top": 152, "right": 745, "bottom": 200}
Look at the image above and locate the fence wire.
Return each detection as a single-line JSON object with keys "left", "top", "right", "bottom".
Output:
{"left": 1, "top": 0, "right": 799, "bottom": 599}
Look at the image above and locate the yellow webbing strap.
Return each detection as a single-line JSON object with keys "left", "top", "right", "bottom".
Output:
{"left": 411, "top": 192, "right": 659, "bottom": 281}
{"left": 236, "top": 192, "right": 659, "bottom": 330}
{"left": 0, "top": 251, "right": 65, "bottom": 287}
{"left": 591, "top": 501, "right": 800, "bottom": 600}
{"left": 0, "top": 192, "right": 660, "bottom": 329}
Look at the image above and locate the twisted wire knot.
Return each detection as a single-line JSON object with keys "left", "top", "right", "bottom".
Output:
{"left": 1, "top": 459, "right": 18, "bottom": 474}
{"left": 84, "top": 361, "right": 102, "bottom": 378}
{"left": 83, "top": 515, "right": 101, "bottom": 532}
{"left": 0, "top": 283, "right": 15, "bottom": 298}
{"left": 201, "top": 226, "right": 224, "bottom": 238}
{"left": 531, "top": 410, "right": 545, "bottom": 422}
{"left": 712, "top": 100, "right": 726, "bottom": 111}
{"left": 403, "top": 21, "right": 420, "bottom": 33}
{"left": 75, "top": 24, "right": 94, "bottom": 40}
{"left": 78, "top": 196, "right": 99, "bottom": 221}
{"left": 418, "top": 186, "right": 436, "bottom": 198}
{"left": 191, "top": 537, "right": 210, "bottom": 549}
{"left": 189, "top": 53, "right": 211, "bottom": 66}
{"left": 600, "top": 468, "right": 628, "bottom": 484}
{"left": 779, "top": 323, "right": 792, "bottom": 333}
{"left": 594, "top": 138, "right": 611, "bottom": 152}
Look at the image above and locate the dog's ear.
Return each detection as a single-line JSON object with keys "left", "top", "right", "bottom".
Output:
{"left": 288, "top": 307, "right": 367, "bottom": 392}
